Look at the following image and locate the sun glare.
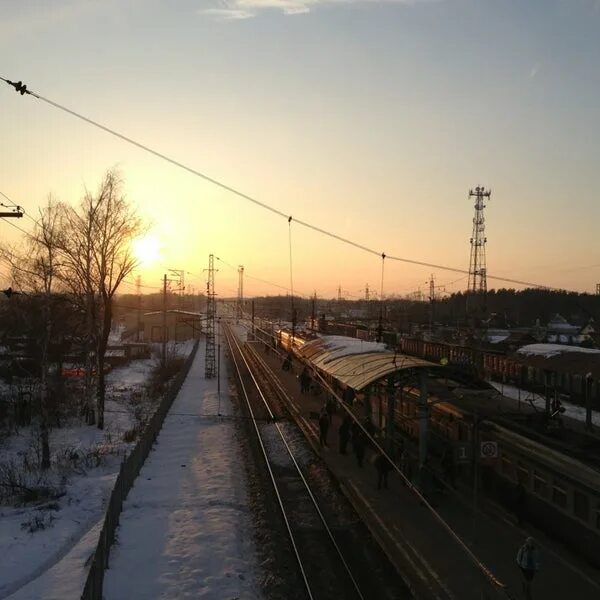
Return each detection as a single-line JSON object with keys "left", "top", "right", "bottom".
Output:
{"left": 133, "top": 234, "right": 161, "bottom": 265}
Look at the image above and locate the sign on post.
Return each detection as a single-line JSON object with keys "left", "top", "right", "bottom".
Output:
{"left": 480, "top": 441, "right": 498, "bottom": 459}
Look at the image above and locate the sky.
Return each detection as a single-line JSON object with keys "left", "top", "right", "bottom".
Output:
{"left": 1, "top": 0, "right": 599, "bottom": 299}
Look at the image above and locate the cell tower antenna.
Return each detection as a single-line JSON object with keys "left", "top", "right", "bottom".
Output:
{"left": 205, "top": 254, "right": 216, "bottom": 378}
{"left": 467, "top": 186, "right": 491, "bottom": 296}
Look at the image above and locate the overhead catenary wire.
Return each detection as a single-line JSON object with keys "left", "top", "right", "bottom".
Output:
{"left": 0, "top": 75, "right": 571, "bottom": 292}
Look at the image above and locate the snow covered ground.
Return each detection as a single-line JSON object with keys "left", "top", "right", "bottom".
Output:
{"left": 103, "top": 342, "right": 263, "bottom": 600}
{"left": 516, "top": 343, "right": 600, "bottom": 358}
{"left": 0, "top": 341, "right": 195, "bottom": 600}
{"left": 490, "top": 381, "right": 600, "bottom": 427}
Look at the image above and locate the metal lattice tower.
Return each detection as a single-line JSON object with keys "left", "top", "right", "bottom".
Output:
{"left": 237, "top": 265, "right": 244, "bottom": 320}
{"left": 467, "top": 186, "right": 491, "bottom": 294}
{"left": 205, "top": 254, "right": 216, "bottom": 378}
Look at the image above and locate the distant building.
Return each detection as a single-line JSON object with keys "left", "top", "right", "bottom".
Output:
{"left": 143, "top": 310, "right": 202, "bottom": 342}
{"left": 545, "top": 313, "right": 580, "bottom": 345}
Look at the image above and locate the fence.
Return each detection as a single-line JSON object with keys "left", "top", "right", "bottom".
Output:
{"left": 81, "top": 340, "right": 199, "bottom": 599}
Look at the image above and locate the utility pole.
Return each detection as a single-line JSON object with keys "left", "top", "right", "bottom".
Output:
{"left": 596, "top": 284, "right": 600, "bottom": 296}
{"left": 251, "top": 299, "right": 255, "bottom": 337}
{"left": 169, "top": 269, "right": 185, "bottom": 309}
{"left": 162, "top": 274, "right": 167, "bottom": 368}
{"left": 365, "top": 283, "right": 370, "bottom": 302}
{"left": 428, "top": 274, "right": 435, "bottom": 334}
{"left": 337, "top": 285, "right": 342, "bottom": 303}
{"left": 237, "top": 265, "right": 244, "bottom": 321}
{"left": 467, "top": 186, "right": 491, "bottom": 316}
{"left": 311, "top": 292, "right": 317, "bottom": 331}
{"left": 205, "top": 254, "right": 217, "bottom": 378}
{"left": 136, "top": 275, "right": 142, "bottom": 342}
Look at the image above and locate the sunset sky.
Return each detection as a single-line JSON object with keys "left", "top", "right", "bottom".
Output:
{"left": 1, "top": 0, "right": 599, "bottom": 298}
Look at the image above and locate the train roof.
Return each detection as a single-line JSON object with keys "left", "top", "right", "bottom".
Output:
{"left": 298, "top": 335, "right": 435, "bottom": 391}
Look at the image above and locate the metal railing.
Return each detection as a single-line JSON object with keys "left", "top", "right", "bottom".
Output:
{"left": 81, "top": 340, "right": 199, "bottom": 599}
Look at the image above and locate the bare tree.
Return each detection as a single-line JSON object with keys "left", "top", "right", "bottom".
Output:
{"left": 1, "top": 198, "right": 65, "bottom": 468}
{"left": 61, "top": 170, "right": 144, "bottom": 429}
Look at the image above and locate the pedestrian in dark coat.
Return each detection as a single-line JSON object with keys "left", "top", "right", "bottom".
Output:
{"left": 353, "top": 428, "right": 367, "bottom": 467}
{"left": 299, "top": 367, "right": 311, "bottom": 394}
{"left": 342, "top": 386, "right": 355, "bottom": 407}
{"left": 339, "top": 416, "right": 351, "bottom": 455}
{"left": 375, "top": 452, "right": 392, "bottom": 489}
{"left": 516, "top": 537, "right": 540, "bottom": 600}
{"left": 318, "top": 407, "right": 330, "bottom": 447}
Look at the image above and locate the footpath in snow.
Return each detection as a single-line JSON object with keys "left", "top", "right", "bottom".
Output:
{"left": 103, "top": 342, "right": 263, "bottom": 600}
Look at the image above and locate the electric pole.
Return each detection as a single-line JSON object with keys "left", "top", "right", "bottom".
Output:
{"left": 205, "top": 254, "right": 217, "bottom": 378}
{"left": 311, "top": 291, "right": 317, "bottom": 331}
{"left": 136, "top": 275, "right": 142, "bottom": 342}
{"left": 237, "top": 265, "right": 244, "bottom": 321}
{"left": 162, "top": 274, "right": 167, "bottom": 368}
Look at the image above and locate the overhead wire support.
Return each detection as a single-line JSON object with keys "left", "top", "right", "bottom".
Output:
{"left": 0, "top": 75, "right": 566, "bottom": 291}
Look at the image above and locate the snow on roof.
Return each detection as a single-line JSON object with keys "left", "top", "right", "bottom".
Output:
{"left": 315, "top": 335, "right": 387, "bottom": 362}
{"left": 517, "top": 343, "right": 600, "bottom": 359}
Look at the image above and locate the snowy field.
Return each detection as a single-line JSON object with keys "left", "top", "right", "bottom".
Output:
{"left": 490, "top": 381, "right": 600, "bottom": 427}
{"left": 0, "top": 340, "right": 195, "bottom": 600}
{"left": 103, "top": 343, "right": 263, "bottom": 600}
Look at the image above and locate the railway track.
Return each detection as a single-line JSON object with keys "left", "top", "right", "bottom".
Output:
{"left": 224, "top": 322, "right": 410, "bottom": 600}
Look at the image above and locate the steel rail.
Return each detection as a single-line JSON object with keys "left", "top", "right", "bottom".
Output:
{"left": 223, "top": 323, "right": 315, "bottom": 600}
{"left": 224, "top": 323, "right": 365, "bottom": 600}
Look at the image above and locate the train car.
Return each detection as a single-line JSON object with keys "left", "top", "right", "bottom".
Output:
{"left": 277, "top": 328, "right": 309, "bottom": 355}
{"left": 376, "top": 381, "right": 600, "bottom": 567}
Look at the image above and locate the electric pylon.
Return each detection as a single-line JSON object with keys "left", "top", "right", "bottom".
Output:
{"left": 205, "top": 254, "right": 216, "bottom": 378}
{"left": 468, "top": 186, "right": 491, "bottom": 294}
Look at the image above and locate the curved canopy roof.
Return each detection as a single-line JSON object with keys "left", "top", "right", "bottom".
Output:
{"left": 297, "top": 335, "right": 436, "bottom": 391}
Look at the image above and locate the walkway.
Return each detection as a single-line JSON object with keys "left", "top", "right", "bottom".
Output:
{"left": 103, "top": 345, "right": 262, "bottom": 600}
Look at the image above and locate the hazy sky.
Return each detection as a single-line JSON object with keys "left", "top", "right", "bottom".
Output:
{"left": 1, "top": 0, "right": 599, "bottom": 298}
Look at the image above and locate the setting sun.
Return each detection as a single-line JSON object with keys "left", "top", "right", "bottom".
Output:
{"left": 132, "top": 234, "right": 161, "bottom": 266}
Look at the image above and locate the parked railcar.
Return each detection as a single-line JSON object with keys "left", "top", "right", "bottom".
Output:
{"left": 375, "top": 383, "right": 600, "bottom": 567}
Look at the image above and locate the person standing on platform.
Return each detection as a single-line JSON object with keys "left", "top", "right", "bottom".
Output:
{"left": 299, "top": 367, "right": 311, "bottom": 394}
{"left": 318, "top": 406, "right": 330, "bottom": 448}
{"left": 339, "top": 416, "right": 351, "bottom": 455}
{"left": 516, "top": 537, "right": 540, "bottom": 600}
{"left": 375, "top": 452, "right": 392, "bottom": 490}
{"left": 343, "top": 386, "right": 355, "bottom": 407}
{"left": 353, "top": 427, "right": 366, "bottom": 467}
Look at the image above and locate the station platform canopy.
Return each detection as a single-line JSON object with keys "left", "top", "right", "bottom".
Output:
{"left": 297, "top": 335, "right": 436, "bottom": 391}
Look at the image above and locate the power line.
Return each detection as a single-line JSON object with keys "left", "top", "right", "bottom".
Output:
{"left": 0, "top": 75, "right": 579, "bottom": 292}
{"left": 0, "top": 216, "right": 33, "bottom": 238}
